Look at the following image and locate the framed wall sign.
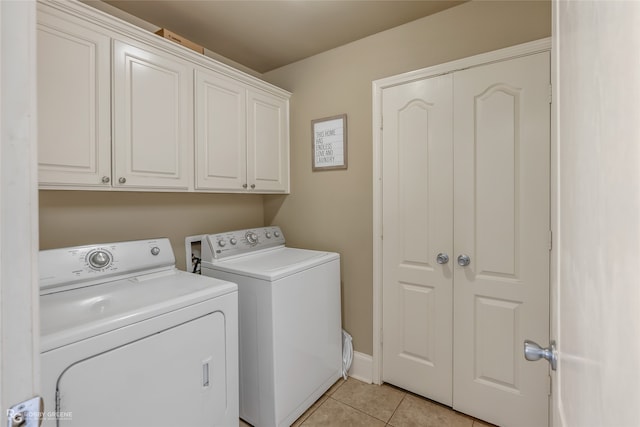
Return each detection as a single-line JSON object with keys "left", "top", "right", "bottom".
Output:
{"left": 311, "top": 114, "right": 347, "bottom": 171}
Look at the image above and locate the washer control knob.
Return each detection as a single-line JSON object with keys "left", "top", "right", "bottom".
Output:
{"left": 151, "top": 246, "right": 160, "bottom": 256}
{"left": 246, "top": 232, "right": 259, "bottom": 245}
{"left": 274, "top": 231, "right": 281, "bottom": 238}
{"left": 230, "top": 238, "right": 237, "bottom": 245}
{"left": 218, "top": 239, "right": 227, "bottom": 247}
{"left": 265, "top": 231, "right": 272, "bottom": 239}
{"left": 88, "top": 250, "right": 111, "bottom": 269}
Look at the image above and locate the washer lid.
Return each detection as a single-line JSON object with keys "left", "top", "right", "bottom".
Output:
{"left": 203, "top": 247, "right": 339, "bottom": 281}
{"left": 40, "top": 269, "right": 236, "bottom": 352}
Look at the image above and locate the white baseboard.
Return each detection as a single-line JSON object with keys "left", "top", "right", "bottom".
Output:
{"left": 347, "top": 351, "right": 373, "bottom": 384}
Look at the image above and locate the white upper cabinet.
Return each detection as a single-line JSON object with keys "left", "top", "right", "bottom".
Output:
{"left": 195, "top": 68, "right": 247, "bottom": 191}
{"left": 37, "top": 8, "right": 111, "bottom": 187}
{"left": 247, "top": 89, "right": 290, "bottom": 193}
{"left": 195, "top": 68, "right": 290, "bottom": 193}
{"left": 112, "top": 39, "right": 193, "bottom": 190}
{"left": 36, "top": 0, "right": 290, "bottom": 193}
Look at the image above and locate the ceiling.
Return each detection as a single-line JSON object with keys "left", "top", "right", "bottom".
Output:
{"left": 100, "top": 1, "right": 465, "bottom": 73}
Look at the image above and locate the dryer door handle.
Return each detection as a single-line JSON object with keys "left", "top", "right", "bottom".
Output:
{"left": 202, "top": 358, "right": 211, "bottom": 387}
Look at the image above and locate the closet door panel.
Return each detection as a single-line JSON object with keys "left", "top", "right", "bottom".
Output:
{"left": 475, "top": 87, "right": 518, "bottom": 276}
{"left": 452, "top": 52, "right": 551, "bottom": 427}
{"left": 381, "top": 74, "right": 454, "bottom": 405}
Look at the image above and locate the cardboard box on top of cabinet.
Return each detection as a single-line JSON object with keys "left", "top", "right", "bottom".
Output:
{"left": 155, "top": 28, "right": 204, "bottom": 54}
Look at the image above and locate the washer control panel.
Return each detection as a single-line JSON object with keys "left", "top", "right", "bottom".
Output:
{"left": 203, "top": 226, "right": 285, "bottom": 260}
{"left": 39, "top": 238, "right": 174, "bottom": 293}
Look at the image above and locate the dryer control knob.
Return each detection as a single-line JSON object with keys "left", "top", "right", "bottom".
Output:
{"left": 274, "top": 231, "right": 281, "bottom": 238}
{"left": 246, "top": 232, "right": 259, "bottom": 245}
{"left": 265, "top": 232, "right": 272, "bottom": 239}
{"left": 88, "top": 250, "right": 111, "bottom": 269}
{"left": 218, "top": 239, "right": 227, "bottom": 247}
{"left": 230, "top": 238, "right": 237, "bottom": 245}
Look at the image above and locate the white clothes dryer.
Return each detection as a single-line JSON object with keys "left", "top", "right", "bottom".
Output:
{"left": 199, "top": 226, "right": 342, "bottom": 427}
{"left": 39, "top": 238, "right": 238, "bottom": 427}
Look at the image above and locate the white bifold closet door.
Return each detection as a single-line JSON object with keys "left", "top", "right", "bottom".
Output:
{"left": 381, "top": 51, "right": 550, "bottom": 427}
{"left": 381, "top": 73, "right": 454, "bottom": 406}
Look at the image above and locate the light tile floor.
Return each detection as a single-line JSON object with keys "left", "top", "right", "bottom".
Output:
{"left": 239, "top": 377, "right": 497, "bottom": 427}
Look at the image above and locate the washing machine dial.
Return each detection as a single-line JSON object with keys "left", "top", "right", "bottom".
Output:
{"left": 246, "top": 231, "right": 259, "bottom": 245}
{"left": 218, "top": 239, "right": 227, "bottom": 247}
{"left": 87, "top": 249, "right": 112, "bottom": 270}
{"left": 230, "top": 238, "right": 238, "bottom": 245}
{"left": 265, "top": 231, "right": 272, "bottom": 239}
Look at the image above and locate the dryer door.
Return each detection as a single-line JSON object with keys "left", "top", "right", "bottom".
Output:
{"left": 56, "top": 312, "right": 227, "bottom": 426}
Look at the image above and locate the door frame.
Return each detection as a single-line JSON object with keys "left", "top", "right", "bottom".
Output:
{"left": 371, "top": 37, "right": 552, "bottom": 386}
{"left": 0, "top": 0, "right": 40, "bottom": 415}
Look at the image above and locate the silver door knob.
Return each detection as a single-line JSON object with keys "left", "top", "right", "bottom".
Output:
{"left": 118, "top": 177, "right": 126, "bottom": 184}
{"left": 101, "top": 176, "right": 110, "bottom": 184}
{"left": 524, "top": 340, "right": 557, "bottom": 371}
{"left": 436, "top": 253, "right": 449, "bottom": 264}
{"left": 457, "top": 254, "right": 471, "bottom": 266}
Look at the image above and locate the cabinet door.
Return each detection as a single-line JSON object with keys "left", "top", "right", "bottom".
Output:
{"left": 37, "top": 10, "right": 111, "bottom": 187}
{"left": 247, "top": 89, "right": 290, "bottom": 193}
{"left": 195, "top": 69, "right": 247, "bottom": 191}
{"left": 112, "top": 39, "right": 192, "bottom": 190}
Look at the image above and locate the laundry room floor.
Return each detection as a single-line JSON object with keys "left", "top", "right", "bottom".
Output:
{"left": 239, "top": 377, "right": 496, "bottom": 426}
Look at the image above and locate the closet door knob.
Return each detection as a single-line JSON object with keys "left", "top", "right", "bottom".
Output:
{"left": 436, "top": 253, "right": 449, "bottom": 264}
{"left": 457, "top": 254, "right": 471, "bottom": 266}
{"left": 101, "top": 176, "right": 110, "bottom": 184}
{"left": 242, "top": 183, "right": 248, "bottom": 189}
{"left": 118, "top": 177, "right": 126, "bottom": 184}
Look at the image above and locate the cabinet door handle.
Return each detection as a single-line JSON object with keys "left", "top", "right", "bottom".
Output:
{"left": 101, "top": 176, "right": 110, "bottom": 184}
{"left": 118, "top": 177, "right": 126, "bottom": 184}
{"left": 250, "top": 184, "right": 256, "bottom": 189}
{"left": 242, "top": 183, "right": 248, "bottom": 189}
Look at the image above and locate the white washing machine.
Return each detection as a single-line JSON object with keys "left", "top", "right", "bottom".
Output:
{"left": 39, "top": 238, "right": 239, "bottom": 427}
{"left": 199, "top": 226, "right": 342, "bottom": 427}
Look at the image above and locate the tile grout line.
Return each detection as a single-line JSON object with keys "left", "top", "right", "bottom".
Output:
{"left": 331, "top": 390, "right": 406, "bottom": 425}
{"left": 384, "top": 391, "right": 407, "bottom": 427}
{"left": 296, "top": 399, "right": 322, "bottom": 426}
{"left": 329, "top": 395, "right": 392, "bottom": 424}
{"left": 297, "top": 379, "right": 347, "bottom": 426}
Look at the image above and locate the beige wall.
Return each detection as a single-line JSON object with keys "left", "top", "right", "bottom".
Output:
{"left": 262, "top": 0, "right": 551, "bottom": 355}
{"left": 39, "top": 191, "right": 265, "bottom": 270}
